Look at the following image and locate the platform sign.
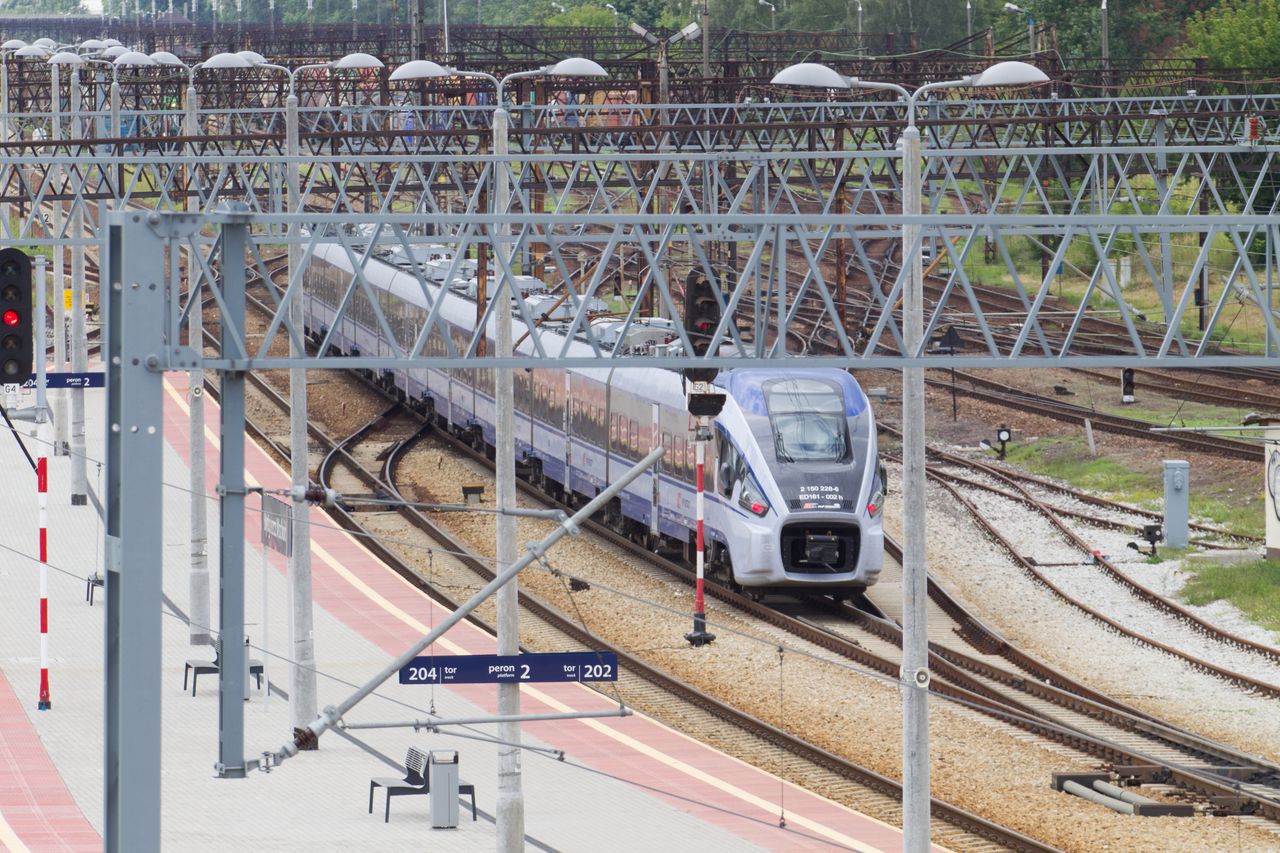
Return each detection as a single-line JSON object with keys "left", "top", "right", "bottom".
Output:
{"left": 399, "top": 652, "right": 619, "bottom": 685}
{"left": 19, "top": 372, "right": 105, "bottom": 389}
{"left": 261, "top": 494, "right": 292, "bottom": 556}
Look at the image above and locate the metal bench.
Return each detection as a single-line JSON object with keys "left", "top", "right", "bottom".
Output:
{"left": 183, "top": 637, "right": 264, "bottom": 697}
{"left": 368, "top": 747, "right": 478, "bottom": 823}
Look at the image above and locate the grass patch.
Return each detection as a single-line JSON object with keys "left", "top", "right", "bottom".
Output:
{"left": 1003, "top": 437, "right": 1160, "bottom": 499}
{"left": 1189, "top": 496, "right": 1267, "bottom": 540}
{"left": 1180, "top": 557, "right": 1280, "bottom": 635}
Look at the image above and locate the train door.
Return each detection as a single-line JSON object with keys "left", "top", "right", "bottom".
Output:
{"left": 649, "top": 402, "right": 660, "bottom": 540}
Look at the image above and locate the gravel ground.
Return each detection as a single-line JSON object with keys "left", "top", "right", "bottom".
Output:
{"left": 885, "top": 462, "right": 1280, "bottom": 765}
{"left": 394, "top": 439, "right": 1280, "bottom": 852}
{"left": 941, "top": 478, "right": 1280, "bottom": 689}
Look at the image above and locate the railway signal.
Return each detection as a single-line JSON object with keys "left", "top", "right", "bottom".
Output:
{"left": 0, "top": 248, "right": 34, "bottom": 384}
{"left": 1121, "top": 368, "right": 1135, "bottom": 404}
{"left": 682, "top": 269, "right": 721, "bottom": 385}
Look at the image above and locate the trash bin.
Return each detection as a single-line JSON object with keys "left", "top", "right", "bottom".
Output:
{"left": 429, "top": 750, "right": 460, "bottom": 829}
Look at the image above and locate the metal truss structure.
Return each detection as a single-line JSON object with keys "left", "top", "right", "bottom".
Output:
{"left": 53, "top": 90, "right": 1272, "bottom": 848}
{"left": 1, "top": 19, "right": 1274, "bottom": 97}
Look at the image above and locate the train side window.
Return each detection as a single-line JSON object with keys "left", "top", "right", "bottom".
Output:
{"left": 610, "top": 412, "right": 620, "bottom": 448}
{"left": 662, "top": 432, "right": 672, "bottom": 471}
{"left": 629, "top": 419, "right": 640, "bottom": 458}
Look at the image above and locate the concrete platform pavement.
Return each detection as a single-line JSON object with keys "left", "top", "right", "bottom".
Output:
{"left": 0, "top": 373, "right": 929, "bottom": 852}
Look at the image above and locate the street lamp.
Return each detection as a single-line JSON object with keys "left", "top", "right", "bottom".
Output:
{"left": 1, "top": 39, "right": 29, "bottom": 143}
{"left": 628, "top": 21, "right": 700, "bottom": 105}
{"left": 1003, "top": 2, "right": 1036, "bottom": 55}
{"left": 394, "top": 54, "right": 605, "bottom": 853}
{"left": 772, "top": 57, "right": 1048, "bottom": 853}
{"left": 605, "top": 2, "right": 618, "bottom": 25}
{"left": 758, "top": 0, "right": 776, "bottom": 30}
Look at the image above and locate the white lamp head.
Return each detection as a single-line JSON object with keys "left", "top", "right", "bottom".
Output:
{"left": 770, "top": 62, "right": 851, "bottom": 89}
{"left": 79, "top": 38, "right": 106, "bottom": 50}
{"left": 545, "top": 57, "right": 607, "bottom": 77}
{"left": 201, "top": 51, "right": 253, "bottom": 69}
{"left": 677, "top": 21, "right": 701, "bottom": 41}
{"left": 1002, "top": 2, "right": 1023, "bottom": 11}
{"left": 102, "top": 38, "right": 124, "bottom": 48}
{"left": 389, "top": 59, "right": 450, "bottom": 81}
{"left": 968, "top": 60, "right": 1049, "bottom": 87}
{"left": 32, "top": 38, "right": 57, "bottom": 49}
{"left": 113, "top": 50, "right": 157, "bottom": 67}
{"left": 333, "top": 52, "right": 385, "bottom": 70}
{"left": 14, "top": 45, "right": 53, "bottom": 58}
{"left": 100, "top": 45, "right": 129, "bottom": 59}
{"left": 1, "top": 39, "right": 28, "bottom": 51}
{"left": 235, "top": 50, "right": 267, "bottom": 65}
{"left": 149, "top": 51, "right": 184, "bottom": 66}
{"left": 48, "top": 51, "right": 86, "bottom": 65}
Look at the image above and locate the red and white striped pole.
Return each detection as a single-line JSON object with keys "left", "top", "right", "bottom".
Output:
{"left": 37, "top": 456, "right": 51, "bottom": 710}
{"left": 686, "top": 419, "right": 715, "bottom": 647}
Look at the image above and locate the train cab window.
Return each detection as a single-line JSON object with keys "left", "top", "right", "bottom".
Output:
{"left": 717, "top": 431, "right": 738, "bottom": 497}
{"left": 764, "top": 377, "right": 850, "bottom": 463}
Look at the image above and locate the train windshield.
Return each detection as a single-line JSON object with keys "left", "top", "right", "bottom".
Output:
{"left": 764, "top": 378, "right": 849, "bottom": 463}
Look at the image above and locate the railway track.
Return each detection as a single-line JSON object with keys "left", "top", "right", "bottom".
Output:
{"left": 210, "top": 241, "right": 1280, "bottom": 847}
{"left": 409, "top": 391, "right": 1280, "bottom": 838}
{"left": 221, "top": 269, "right": 1052, "bottom": 851}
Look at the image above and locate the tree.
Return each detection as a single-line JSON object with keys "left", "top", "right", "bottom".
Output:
{"left": 1180, "top": 0, "right": 1280, "bottom": 69}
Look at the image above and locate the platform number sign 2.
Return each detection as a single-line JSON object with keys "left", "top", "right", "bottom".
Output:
{"left": 399, "top": 652, "right": 619, "bottom": 685}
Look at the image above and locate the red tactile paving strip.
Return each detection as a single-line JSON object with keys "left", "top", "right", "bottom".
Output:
{"left": 159, "top": 373, "right": 933, "bottom": 853}
{"left": 0, "top": 671, "right": 100, "bottom": 852}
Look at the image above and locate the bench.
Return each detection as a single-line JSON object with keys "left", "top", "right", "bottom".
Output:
{"left": 183, "top": 638, "right": 264, "bottom": 697}
{"left": 369, "top": 747, "right": 478, "bottom": 823}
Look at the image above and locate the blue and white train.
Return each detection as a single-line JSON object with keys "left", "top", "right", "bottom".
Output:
{"left": 302, "top": 242, "right": 885, "bottom": 595}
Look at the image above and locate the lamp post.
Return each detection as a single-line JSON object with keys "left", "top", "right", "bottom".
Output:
{"left": 966, "top": 0, "right": 972, "bottom": 38}
{"left": 629, "top": 21, "right": 700, "bottom": 105}
{"left": 1, "top": 40, "right": 29, "bottom": 144}
{"left": 492, "top": 57, "right": 604, "bottom": 853}
{"left": 258, "top": 50, "right": 385, "bottom": 743}
{"left": 392, "top": 55, "right": 606, "bottom": 853}
{"left": 183, "top": 52, "right": 250, "bottom": 652}
{"left": 771, "top": 59, "right": 1049, "bottom": 853}
{"left": 1003, "top": 2, "right": 1036, "bottom": 55}
{"left": 1100, "top": 0, "right": 1109, "bottom": 66}
{"left": 605, "top": 2, "right": 618, "bottom": 25}
{"left": 759, "top": 0, "right": 776, "bottom": 30}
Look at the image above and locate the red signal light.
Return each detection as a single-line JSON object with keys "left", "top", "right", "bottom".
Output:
{"left": 2, "top": 310, "right": 18, "bottom": 326}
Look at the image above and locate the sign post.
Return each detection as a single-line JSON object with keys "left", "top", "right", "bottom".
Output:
{"left": 260, "top": 494, "right": 292, "bottom": 708}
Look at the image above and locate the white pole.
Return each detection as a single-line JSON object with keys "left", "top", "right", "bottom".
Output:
{"left": 261, "top": 529, "right": 270, "bottom": 709}
{"left": 69, "top": 66, "right": 87, "bottom": 506}
{"left": 51, "top": 62, "right": 68, "bottom": 458}
{"left": 36, "top": 257, "right": 51, "bottom": 711}
{"left": 493, "top": 101, "right": 525, "bottom": 853}
{"left": 443, "top": 0, "right": 451, "bottom": 56}
{"left": 186, "top": 82, "right": 211, "bottom": 645}
{"left": 901, "top": 117, "right": 931, "bottom": 853}
{"left": 286, "top": 88, "right": 319, "bottom": 732}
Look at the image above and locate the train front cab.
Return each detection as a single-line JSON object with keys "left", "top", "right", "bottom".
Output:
{"left": 712, "top": 370, "right": 884, "bottom": 595}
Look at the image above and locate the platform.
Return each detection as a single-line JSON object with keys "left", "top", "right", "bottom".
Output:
{"left": 0, "top": 372, "right": 933, "bottom": 852}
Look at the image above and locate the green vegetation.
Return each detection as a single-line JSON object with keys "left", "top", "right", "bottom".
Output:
{"left": 1180, "top": 557, "right": 1280, "bottom": 635}
{"left": 1001, "top": 436, "right": 1265, "bottom": 539}
{"left": 1004, "top": 437, "right": 1160, "bottom": 498}
{"left": 1180, "top": 0, "right": 1280, "bottom": 70}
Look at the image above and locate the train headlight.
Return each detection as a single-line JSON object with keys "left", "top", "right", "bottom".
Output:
{"left": 739, "top": 474, "right": 770, "bottom": 517}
